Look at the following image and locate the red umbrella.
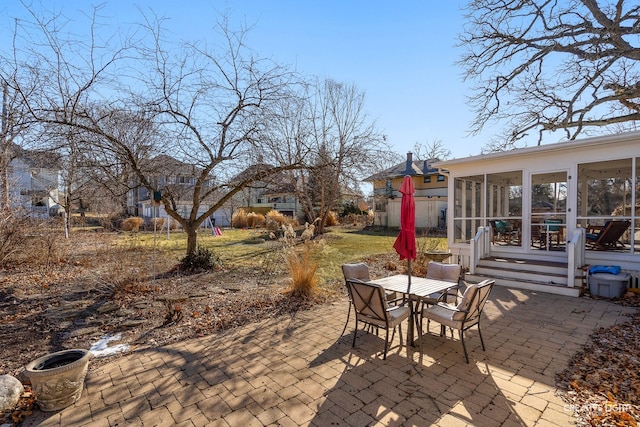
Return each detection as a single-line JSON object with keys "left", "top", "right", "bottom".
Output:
{"left": 393, "top": 175, "right": 417, "bottom": 292}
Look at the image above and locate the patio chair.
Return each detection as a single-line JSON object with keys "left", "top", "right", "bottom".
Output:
{"left": 340, "top": 263, "right": 370, "bottom": 337}
{"left": 541, "top": 219, "right": 563, "bottom": 247}
{"left": 489, "top": 220, "right": 518, "bottom": 244}
{"left": 346, "top": 279, "right": 410, "bottom": 360}
{"left": 585, "top": 220, "right": 631, "bottom": 250}
{"left": 420, "top": 279, "right": 495, "bottom": 363}
{"left": 423, "top": 261, "right": 462, "bottom": 304}
{"left": 340, "top": 263, "right": 400, "bottom": 337}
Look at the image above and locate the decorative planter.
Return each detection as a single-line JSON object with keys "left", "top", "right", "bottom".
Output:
{"left": 25, "top": 349, "right": 92, "bottom": 411}
{"left": 423, "top": 251, "right": 452, "bottom": 262}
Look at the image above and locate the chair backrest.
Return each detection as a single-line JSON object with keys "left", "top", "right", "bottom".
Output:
{"left": 544, "top": 219, "right": 562, "bottom": 232}
{"left": 346, "top": 279, "right": 389, "bottom": 325}
{"left": 490, "top": 220, "right": 509, "bottom": 233}
{"left": 342, "top": 263, "right": 371, "bottom": 281}
{"left": 595, "top": 220, "right": 630, "bottom": 244}
{"left": 426, "top": 261, "right": 461, "bottom": 283}
{"left": 454, "top": 279, "right": 495, "bottom": 322}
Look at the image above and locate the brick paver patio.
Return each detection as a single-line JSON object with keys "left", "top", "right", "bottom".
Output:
{"left": 22, "top": 286, "right": 636, "bottom": 426}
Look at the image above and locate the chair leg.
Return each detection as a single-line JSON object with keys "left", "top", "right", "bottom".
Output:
{"left": 459, "top": 330, "right": 469, "bottom": 363}
{"left": 418, "top": 318, "right": 423, "bottom": 354}
{"left": 383, "top": 328, "right": 390, "bottom": 360}
{"left": 477, "top": 324, "right": 486, "bottom": 351}
{"left": 352, "top": 319, "right": 358, "bottom": 348}
{"left": 339, "top": 306, "right": 351, "bottom": 338}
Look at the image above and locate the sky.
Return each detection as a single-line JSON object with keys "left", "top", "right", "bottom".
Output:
{"left": 1, "top": 0, "right": 495, "bottom": 160}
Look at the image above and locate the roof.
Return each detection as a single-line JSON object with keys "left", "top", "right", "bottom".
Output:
{"left": 434, "top": 130, "right": 640, "bottom": 169}
{"left": 364, "top": 158, "right": 441, "bottom": 182}
{"left": 143, "top": 154, "right": 198, "bottom": 174}
{"left": 9, "top": 143, "right": 62, "bottom": 169}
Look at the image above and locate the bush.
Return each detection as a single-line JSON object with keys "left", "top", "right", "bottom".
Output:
{"left": 246, "top": 212, "right": 265, "bottom": 228}
{"left": 179, "top": 246, "right": 220, "bottom": 273}
{"left": 284, "top": 242, "right": 319, "bottom": 297}
{"left": 0, "top": 213, "right": 67, "bottom": 268}
{"left": 265, "top": 210, "right": 286, "bottom": 230}
{"left": 324, "top": 211, "right": 339, "bottom": 227}
{"left": 232, "top": 209, "right": 248, "bottom": 228}
{"left": 0, "top": 211, "right": 27, "bottom": 267}
{"left": 121, "top": 217, "right": 144, "bottom": 232}
{"left": 147, "top": 218, "right": 164, "bottom": 231}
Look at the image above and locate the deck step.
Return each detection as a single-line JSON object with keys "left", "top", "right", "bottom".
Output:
{"left": 467, "top": 257, "right": 584, "bottom": 297}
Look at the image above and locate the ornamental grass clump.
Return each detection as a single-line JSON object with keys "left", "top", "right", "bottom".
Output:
{"left": 121, "top": 217, "right": 144, "bottom": 232}
{"left": 284, "top": 243, "right": 320, "bottom": 297}
{"left": 280, "top": 223, "right": 321, "bottom": 297}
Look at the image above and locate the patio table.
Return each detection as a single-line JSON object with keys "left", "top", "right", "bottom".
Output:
{"left": 370, "top": 275, "right": 455, "bottom": 347}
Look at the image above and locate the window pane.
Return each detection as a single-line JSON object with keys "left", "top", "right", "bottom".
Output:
{"left": 578, "top": 158, "right": 633, "bottom": 252}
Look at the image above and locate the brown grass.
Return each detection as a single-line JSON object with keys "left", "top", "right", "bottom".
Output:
{"left": 121, "top": 217, "right": 144, "bottom": 231}
{"left": 284, "top": 242, "right": 320, "bottom": 297}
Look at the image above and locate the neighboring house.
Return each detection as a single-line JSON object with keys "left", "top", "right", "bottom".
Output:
{"left": 364, "top": 152, "right": 448, "bottom": 229}
{"left": 7, "top": 145, "right": 63, "bottom": 217}
{"left": 233, "top": 163, "right": 304, "bottom": 222}
{"left": 338, "top": 184, "right": 367, "bottom": 211}
{"left": 436, "top": 130, "right": 640, "bottom": 296}
{"left": 126, "top": 154, "right": 221, "bottom": 227}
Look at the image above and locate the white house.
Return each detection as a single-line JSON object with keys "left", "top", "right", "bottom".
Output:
{"left": 8, "top": 147, "right": 62, "bottom": 217}
{"left": 436, "top": 131, "right": 640, "bottom": 296}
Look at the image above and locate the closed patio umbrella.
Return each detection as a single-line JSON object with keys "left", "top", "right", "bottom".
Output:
{"left": 393, "top": 175, "right": 417, "bottom": 293}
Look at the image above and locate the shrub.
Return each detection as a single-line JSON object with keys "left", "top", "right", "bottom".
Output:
{"left": 284, "top": 242, "right": 319, "bottom": 297}
{"left": 246, "top": 212, "right": 265, "bottom": 228}
{"left": 179, "top": 246, "right": 220, "bottom": 273}
{"left": 232, "top": 209, "right": 248, "bottom": 228}
{"left": 121, "top": 217, "right": 144, "bottom": 232}
{"left": 0, "top": 211, "right": 27, "bottom": 267}
{"left": 147, "top": 218, "right": 165, "bottom": 231}
{"left": 265, "top": 210, "right": 286, "bottom": 230}
{"left": 324, "top": 211, "right": 339, "bottom": 227}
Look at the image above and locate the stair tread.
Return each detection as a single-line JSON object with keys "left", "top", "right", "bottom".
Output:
{"left": 475, "top": 264, "right": 567, "bottom": 277}
{"left": 467, "top": 272, "right": 572, "bottom": 287}
{"left": 481, "top": 256, "right": 567, "bottom": 268}
{"left": 470, "top": 256, "right": 583, "bottom": 297}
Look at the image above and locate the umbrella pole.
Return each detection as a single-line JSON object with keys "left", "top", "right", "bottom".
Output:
{"left": 407, "top": 259, "right": 415, "bottom": 347}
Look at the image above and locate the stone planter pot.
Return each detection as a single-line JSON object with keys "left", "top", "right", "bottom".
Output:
{"left": 25, "top": 349, "right": 92, "bottom": 411}
{"left": 423, "top": 251, "right": 452, "bottom": 263}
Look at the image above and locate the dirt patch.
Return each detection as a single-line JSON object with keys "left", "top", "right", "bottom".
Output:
{"left": 0, "top": 234, "right": 308, "bottom": 376}
{"left": 0, "top": 234, "right": 407, "bottom": 379}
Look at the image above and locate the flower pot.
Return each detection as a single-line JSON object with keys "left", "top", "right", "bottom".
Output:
{"left": 423, "top": 251, "right": 452, "bottom": 263}
{"left": 25, "top": 349, "right": 92, "bottom": 411}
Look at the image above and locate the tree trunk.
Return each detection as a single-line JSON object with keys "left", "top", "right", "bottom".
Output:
{"left": 185, "top": 224, "right": 198, "bottom": 257}
{"left": 0, "top": 156, "right": 9, "bottom": 210}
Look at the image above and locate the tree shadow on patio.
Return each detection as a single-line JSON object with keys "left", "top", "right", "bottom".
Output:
{"left": 308, "top": 327, "right": 526, "bottom": 426}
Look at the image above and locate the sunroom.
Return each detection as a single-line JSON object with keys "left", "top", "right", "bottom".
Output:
{"left": 435, "top": 131, "right": 640, "bottom": 296}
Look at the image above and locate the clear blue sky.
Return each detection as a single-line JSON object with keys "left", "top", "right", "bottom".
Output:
{"left": 2, "top": 0, "right": 494, "bottom": 160}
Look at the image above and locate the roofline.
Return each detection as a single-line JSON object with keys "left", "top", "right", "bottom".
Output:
{"left": 433, "top": 130, "right": 640, "bottom": 168}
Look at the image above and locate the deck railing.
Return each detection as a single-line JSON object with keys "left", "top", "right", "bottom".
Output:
{"left": 469, "top": 226, "right": 490, "bottom": 274}
{"left": 567, "top": 228, "right": 586, "bottom": 288}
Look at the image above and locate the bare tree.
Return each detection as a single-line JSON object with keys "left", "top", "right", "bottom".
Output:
{"left": 460, "top": 0, "right": 640, "bottom": 146}
{"left": 2, "top": 5, "right": 310, "bottom": 256}
{"left": 412, "top": 139, "right": 451, "bottom": 161}
{"left": 284, "top": 79, "right": 388, "bottom": 233}
{"left": 79, "top": 110, "right": 157, "bottom": 221}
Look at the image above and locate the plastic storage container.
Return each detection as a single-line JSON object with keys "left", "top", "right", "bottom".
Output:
{"left": 588, "top": 272, "right": 630, "bottom": 298}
